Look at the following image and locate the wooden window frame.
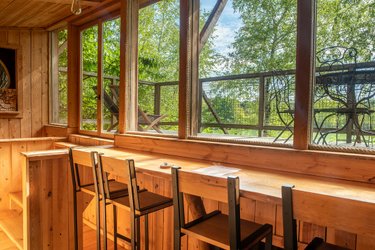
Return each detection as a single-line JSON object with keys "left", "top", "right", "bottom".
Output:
{"left": 122, "top": 0, "right": 317, "bottom": 150}
{"left": 77, "top": 11, "right": 121, "bottom": 139}
{"left": 49, "top": 27, "right": 68, "bottom": 126}
{"left": 69, "top": 0, "right": 375, "bottom": 156}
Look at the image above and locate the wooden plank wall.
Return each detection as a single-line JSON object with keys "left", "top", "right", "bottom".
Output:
{"left": 0, "top": 29, "right": 49, "bottom": 139}
{"left": 0, "top": 138, "right": 63, "bottom": 210}
{"left": 23, "top": 155, "right": 72, "bottom": 250}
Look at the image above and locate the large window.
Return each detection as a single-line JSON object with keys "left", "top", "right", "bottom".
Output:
{"left": 102, "top": 18, "right": 121, "bottom": 132}
{"left": 190, "top": 0, "right": 297, "bottom": 144}
{"left": 79, "top": 17, "right": 121, "bottom": 135}
{"left": 133, "top": 0, "right": 180, "bottom": 134}
{"left": 50, "top": 28, "right": 68, "bottom": 125}
{"left": 312, "top": 0, "right": 375, "bottom": 149}
{"left": 80, "top": 25, "right": 98, "bottom": 131}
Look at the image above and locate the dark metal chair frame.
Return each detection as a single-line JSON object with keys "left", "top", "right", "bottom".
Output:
{"left": 172, "top": 166, "right": 273, "bottom": 250}
{"left": 314, "top": 46, "right": 375, "bottom": 147}
{"left": 95, "top": 153, "right": 173, "bottom": 250}
{"left": 69, "top": 148, "right": 128, "bottom": 250}
{"left": 270, "top": 72, "right": 295, "bottom": 143}
{"left": 282, "top": 185, "right": 349, "bottom": 250}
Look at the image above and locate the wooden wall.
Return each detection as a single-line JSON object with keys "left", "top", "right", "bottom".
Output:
{"left": 0, "top": 138, "right": 64, "bottom": 210}
{"left": 22, "top": 154, "right": 72, "bottom": 250}
{"left": 0, "top": 29, "right": 49, "bottom": 139}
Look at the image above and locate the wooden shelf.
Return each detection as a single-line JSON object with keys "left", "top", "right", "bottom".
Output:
{"left": 9, "top": 192, "right": 22, "bottom": 210}
{"left": 0, "top": 210, "right": 23, "bottom": 250}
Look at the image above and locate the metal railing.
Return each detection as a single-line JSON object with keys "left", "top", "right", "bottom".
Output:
{"left": 59, "top": 61, "right": 375, "bottom": 142}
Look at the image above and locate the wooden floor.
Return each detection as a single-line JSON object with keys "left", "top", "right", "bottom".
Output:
{"left": 83, "top": 225, "right": 126, "bottom": 250}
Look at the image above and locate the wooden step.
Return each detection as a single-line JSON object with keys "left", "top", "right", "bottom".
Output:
{"left": 8, "top": 192, "right": 22, "bottom": 210}
{"left": 0, "top": 210, "right": 23, "bottom": 250}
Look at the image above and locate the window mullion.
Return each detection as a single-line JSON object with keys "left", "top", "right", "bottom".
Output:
{"left": 293, "top": 0, "right": 316, "bottom": 150}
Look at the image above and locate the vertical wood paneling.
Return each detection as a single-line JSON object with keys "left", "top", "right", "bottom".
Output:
{"left": 20, "top": 30, "right": 32, "bottom": 137}
{"left": 31, "top": 31, "right": 43, "bottom": 137}
{"left": 0, "top": 138, "right": 59, "bottom": 210}
{"left": 0, "top": 29, "right": 49, "bottom": 139}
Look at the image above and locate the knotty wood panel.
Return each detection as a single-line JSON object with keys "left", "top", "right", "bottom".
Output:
{"left": 0, "top": 0, "right": 97, "bottom": 29}
{"left": 22, "top": 154, "right": 72, "bottom": 250}
{"left": 114, "top": 134, "right": 375, "bottom": 184}
{"left": 0, "top": 137, "right": 65, "bottom": 210}
{"left": 0, "top": 29, "right": 49, "bottom": 139}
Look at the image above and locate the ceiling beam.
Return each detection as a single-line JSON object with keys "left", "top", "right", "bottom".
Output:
{"left": 32, "top": 0, "right": 102, "bottom": 7}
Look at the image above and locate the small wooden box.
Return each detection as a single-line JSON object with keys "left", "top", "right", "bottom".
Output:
{"left": 0, "top": 89, "right": 17, "bottom": 111}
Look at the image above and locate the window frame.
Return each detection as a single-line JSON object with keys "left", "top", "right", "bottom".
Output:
{"left": 49, "top": 27, "right": 69, "bottom": 126}
{"left": 78, "top": 12, "right": 121, "bottom": 139}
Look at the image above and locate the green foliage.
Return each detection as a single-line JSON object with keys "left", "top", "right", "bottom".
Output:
{"left": 73, "top": 0, "right": 374, "bottom": 141}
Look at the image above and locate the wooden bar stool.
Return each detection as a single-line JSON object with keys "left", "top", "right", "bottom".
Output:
{"left": 282, "top": 185, "right": 355, "bottom": 250}
{"left": 171, "top": 167, "right": 273, "bottom": 250}
{"left": 97, "top": 153, "right": 173, "bottom": 250}
{"left": 69, "top": 147, "right": 129, "bottom": 250}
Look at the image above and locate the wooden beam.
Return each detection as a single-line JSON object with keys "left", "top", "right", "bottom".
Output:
{"left": 67, "top": 24, "right": 80, "bottom": 133}
{"left": 178, "top": 0, "right": 192, "bottom": 139}
{"left": 118, "top": 0, "right": 127, "bottom": 134}
{"left": 188, "top": 0, "right": 200, "bottom": 136}
{"left": 32, "top": 0, "right": 102, "bottom": 6}
{"left": 123, "top": 0, "right": 138, "bottom": 132}
{"left": 293, "top": 0, "right": 315, "bottom": 150}
{"left": 198, "top": 0, "right": 228, "bottom": 53}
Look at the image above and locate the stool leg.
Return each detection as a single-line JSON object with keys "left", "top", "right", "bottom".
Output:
{"left": 113, "top": 205, "right": 117, "bottom": 250}
{"left": 72, "top": 190, "right": 78, "bottom": 250}
{"left": 136, "top": 217, "right": 141, "bottom": 250}
{"left": 265, "top": 232, "right": 273, "bottom": 250}
{"left": 145, "top": 214, "right": 149, "bottom": 250}
{"left": 96, "top": 196, "right": 101, "bottom": 250}
{"left": 130, "top": 213, "right": 136, "bottom": 250}
{"left": 103, "top": 200, "right": 107, "bottom": 250}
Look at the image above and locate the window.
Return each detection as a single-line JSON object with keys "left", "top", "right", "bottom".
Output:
{"left": 312, "top": 0, "right": 375, "bottom": 149}
{"left": 50, "top": 28, "right": 68, "bottom": 125}
{"left": 132, "top": 0, "right": 180, "bottom": 135}
{"left": 79, "top": 17, "right": 121, "bottom": 135}
{"left": 102, "top": 18, "right": 121, "bottom": 132}
{"left": 189, "top": 0, "right": 297, "bottom": 144}
{"left": 80, "top": 25, "right": 98, "bottom": 131}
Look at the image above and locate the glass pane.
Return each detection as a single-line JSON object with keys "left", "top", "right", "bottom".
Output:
{"left": 195, "top": 0, "right": 297, "bottom": 144}
{"left": 136, "top": 0, "right": 180, "bottom": 134}
{"left": 50, "top": 29, "right": 68, "bottom": 124}
{"left": 102, "top": 18, "right": 121, "bottom": 133}
{"left": 312, "top": 0, "right": 375, "bottom": 149}
{"left": 80, "top": 25, "right": 98, "bottom": 131}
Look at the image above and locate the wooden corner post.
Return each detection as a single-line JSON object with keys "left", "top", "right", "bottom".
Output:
{"left": 293, "top": 0, "right": 316, "bottom": 150}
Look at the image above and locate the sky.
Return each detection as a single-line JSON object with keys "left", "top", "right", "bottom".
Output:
{"left": 200, "top": 0, "right": 243, "bottom": 56}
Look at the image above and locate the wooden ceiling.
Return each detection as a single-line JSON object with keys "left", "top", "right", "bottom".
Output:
{"left": 0, "top": 0, "right": 105, "bottom": 29}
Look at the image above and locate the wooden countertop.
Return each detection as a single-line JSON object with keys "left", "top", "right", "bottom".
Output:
{"left": 71, "top": 146, "right": 375, "bottom": 205}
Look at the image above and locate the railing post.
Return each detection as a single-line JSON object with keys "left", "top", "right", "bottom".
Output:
{"left": 197, "top": 80, "right": 203, "bottom": 133}
{"left": 154, "top": 83, "right": 161, "bottom": 115}
{"left": 258, "top": 76, "right": 265, "bottom": 137}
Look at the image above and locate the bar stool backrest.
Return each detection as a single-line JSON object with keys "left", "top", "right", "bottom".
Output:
{"left": 172, "top": 167, "right": 241, "bottom": 249}
{"left": 282, "top": 185, "right": 375, "bottom": 250}
{"left": 98, "top": 154, "right": 140, "bottom": 211}
{"left": 69, "top": 147, "right": 93, "bottom": 191}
